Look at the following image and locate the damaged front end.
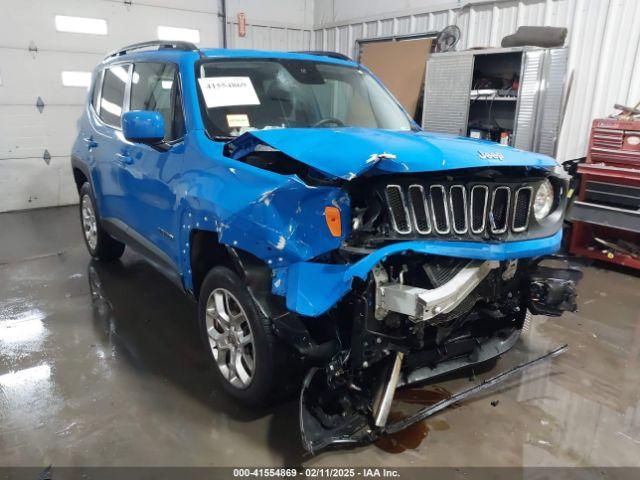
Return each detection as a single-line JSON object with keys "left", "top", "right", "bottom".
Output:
{"left": 221, "top": 130, "right": 580, "bottom": 453}
{"left": 301, "top": 345, "right": 569, "bottom": 452}
{"left": 297, "top": 253, "right": 579, "bottom": 453}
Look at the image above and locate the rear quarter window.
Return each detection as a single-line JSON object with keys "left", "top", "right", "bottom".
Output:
{"left": 90, "top": 70, "right": 102, "bottom": 112}
{"left": 100, "top": 65, "right": 129, "bottom": 128}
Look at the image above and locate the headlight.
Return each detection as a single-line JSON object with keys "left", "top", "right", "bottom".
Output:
{"left": 533, "top": 179, "right": 554, "bottom": 220}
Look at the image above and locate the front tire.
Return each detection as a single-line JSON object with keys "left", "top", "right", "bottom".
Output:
{"left": 198, "top": 267, "right": 284, "bottom": 405}
{"left": 79, "top": 183, "right": 125, "bottom": 261}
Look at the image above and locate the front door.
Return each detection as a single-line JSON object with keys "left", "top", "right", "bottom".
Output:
{"left": 118, "top": 62, "right": 185, "bottom": 266}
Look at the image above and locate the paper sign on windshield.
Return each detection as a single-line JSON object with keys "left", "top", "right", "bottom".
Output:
{"left": 198, "top": 77, "right": 260, "bottom": 108}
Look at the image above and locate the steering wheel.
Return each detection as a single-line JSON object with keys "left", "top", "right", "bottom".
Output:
{"left": 311, "top": 117, "right": 346, "bottom": 128}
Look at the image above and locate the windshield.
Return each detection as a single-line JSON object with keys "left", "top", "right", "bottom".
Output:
{"left": 197, "top": 59, "right": 413, "bottom": 138}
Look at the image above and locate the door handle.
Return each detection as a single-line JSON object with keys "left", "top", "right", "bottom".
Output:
{"left": 83, "top": 137, "right": 98, "bottom": 149}
{"left": 115, "top": 153, "right": 134, "bottom": 165}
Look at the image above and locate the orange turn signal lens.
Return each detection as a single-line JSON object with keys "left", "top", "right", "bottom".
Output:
{"left": 324, "top": 206, "right": 342, "bottom": 237}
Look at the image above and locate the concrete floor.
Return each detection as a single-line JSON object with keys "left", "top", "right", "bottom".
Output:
{"left": 1, "top": 205, "right": 640, "bottom": 467}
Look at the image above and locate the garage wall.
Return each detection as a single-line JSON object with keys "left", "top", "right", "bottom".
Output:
{"left": 0, "top": 0, "right": 313, "bottom": 213}
{"left": 314, "top": 0, "right": 462, "bottom": 26}
{"left": 0, "top": 0, "right": 217, "bottom": 212}
{"left": 225, "top": 0, "right": 313, "bottom": 51}
{"left": 4, "top": 0, "right": 638, "bottom": 212}
{"left": 312, "top": 0, "right": 640, "bottom": 164}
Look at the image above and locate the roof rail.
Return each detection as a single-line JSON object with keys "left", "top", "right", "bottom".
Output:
{"left": 293, "top": 50, "right": 352, "bottom": 61}
{"left": 104, "top": 40, "right": 202, "bottom": 60}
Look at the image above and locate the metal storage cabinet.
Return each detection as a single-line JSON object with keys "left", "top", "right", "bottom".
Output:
{"left": 422, "top": 46, "right": 568, "bottom": 157}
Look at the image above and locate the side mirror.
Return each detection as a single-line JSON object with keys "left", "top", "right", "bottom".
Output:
{"left": 122, "top": 110, "right": 165, "bottom": 145}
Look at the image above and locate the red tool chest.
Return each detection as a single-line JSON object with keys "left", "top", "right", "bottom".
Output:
{"left": 589, "top": 118, "right": 640, "bottom": 166}
{"left": 568, "top": 118, "right": 640, "bottom": 269}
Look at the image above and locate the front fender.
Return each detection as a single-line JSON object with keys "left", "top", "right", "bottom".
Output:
{"left": 175, "top": 144, "right": 350, "bottom": 292}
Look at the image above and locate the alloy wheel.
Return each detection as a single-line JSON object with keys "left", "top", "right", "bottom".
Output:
{"left": 205, "top": 288, "right": 255, "bottom": 389}
{"left": 81, "top": 194, "right": 98, "bottom": 250}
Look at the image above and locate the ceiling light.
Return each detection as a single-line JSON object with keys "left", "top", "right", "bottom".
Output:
{"left": 61, "top": 71, "right": 92, "bottom": 88}
{"left": 157, "top": 25, "right": 200, "bottom": 44}
{"left": 55, "top": 15, "right": 107, "bottom": 35}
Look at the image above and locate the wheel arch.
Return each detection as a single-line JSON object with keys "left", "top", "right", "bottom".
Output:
{"left": 71, "top": 155, "right": 92, "bottom": 193}
{"left": 72, "top": 167, "right": 88, "bottom": 193}
{"left": 189, "top": 229, "right": 234, "bottom": 298}
{"left": 188, "top": 229, "right": 276, "bottom": 314}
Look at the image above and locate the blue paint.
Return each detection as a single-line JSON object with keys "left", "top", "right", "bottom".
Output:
{"left": 280, "top": 231, "right": 563, "bottom": 317}
{"left": 122, "top": 110, "right": 165, "bottom": 143}
{"left": 245, "top": 128, "right": 558, "bottom": 180}
{"left": 72, "top": 47, "right": 566, "bottom": 318}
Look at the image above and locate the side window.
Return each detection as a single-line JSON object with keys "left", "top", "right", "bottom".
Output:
{"left": 90, "top": 70, "right": 102, "bottom": 112}
{"left": 131, "top": 62, "right": 184, "bottom": 141}
{"left": 100, "top": 65, "right": 129, "bottom": 128}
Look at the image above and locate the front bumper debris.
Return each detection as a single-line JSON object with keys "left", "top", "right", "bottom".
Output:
{"left": 277, "top": 231, "right": 563, "bottom": 317}
{"left": 299, "top": 344, "right": 568, "bottom": 454}
{"left": 375, "top": 260, "right": 499, "bottom": 322}
{"left": 527, "top": 262, "right": 582, "bottom": 316}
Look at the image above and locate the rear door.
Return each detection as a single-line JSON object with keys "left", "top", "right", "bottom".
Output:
{"left": 120, "top": 61, "right": 185, "bottom": 266}
{"left": 91, "top": 63, "right": 131, "bottom": 221}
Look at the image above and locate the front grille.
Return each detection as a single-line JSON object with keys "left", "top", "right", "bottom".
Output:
{"left": 385, "top": 185, "right": 411, "bottom": 234}
{"left": 430, "top": 185, "right": 449, "bottom": 234}
{"left": 512, "top": 187, "right": 533, "bottom": 232}
{"left": 408, "top": 185, "right": 431, "bottom": 233}
{"left": 385, "top": 182, "right": 535, "bottom": 238}
{"left": 449, "top": 185, "right": 467, "bottom": 234}
{"left": 490, "top": 187, "right": 511, "bottom": 234}
{"left": 470, "top": 185, "right": 488, "bottom": 234}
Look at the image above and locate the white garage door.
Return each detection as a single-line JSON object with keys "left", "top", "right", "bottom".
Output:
{"left": 0, "top": 0, "right": 220, "bottom": 212}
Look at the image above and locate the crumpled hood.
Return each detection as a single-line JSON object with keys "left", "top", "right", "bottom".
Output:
{"left": 242, "top": 127, "right": 558, "bottom": 180}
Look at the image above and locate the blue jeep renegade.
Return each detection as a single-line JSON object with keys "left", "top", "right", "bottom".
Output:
{"left": 71, "top": 41, "right": 579, "bottom": 452}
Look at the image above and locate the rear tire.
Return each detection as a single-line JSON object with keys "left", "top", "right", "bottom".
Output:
{"left": 79, "top": 183, "right": 125, "bottom": 261}
{"left": 198, "top": 266, "right": 288, "bottom": 405}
